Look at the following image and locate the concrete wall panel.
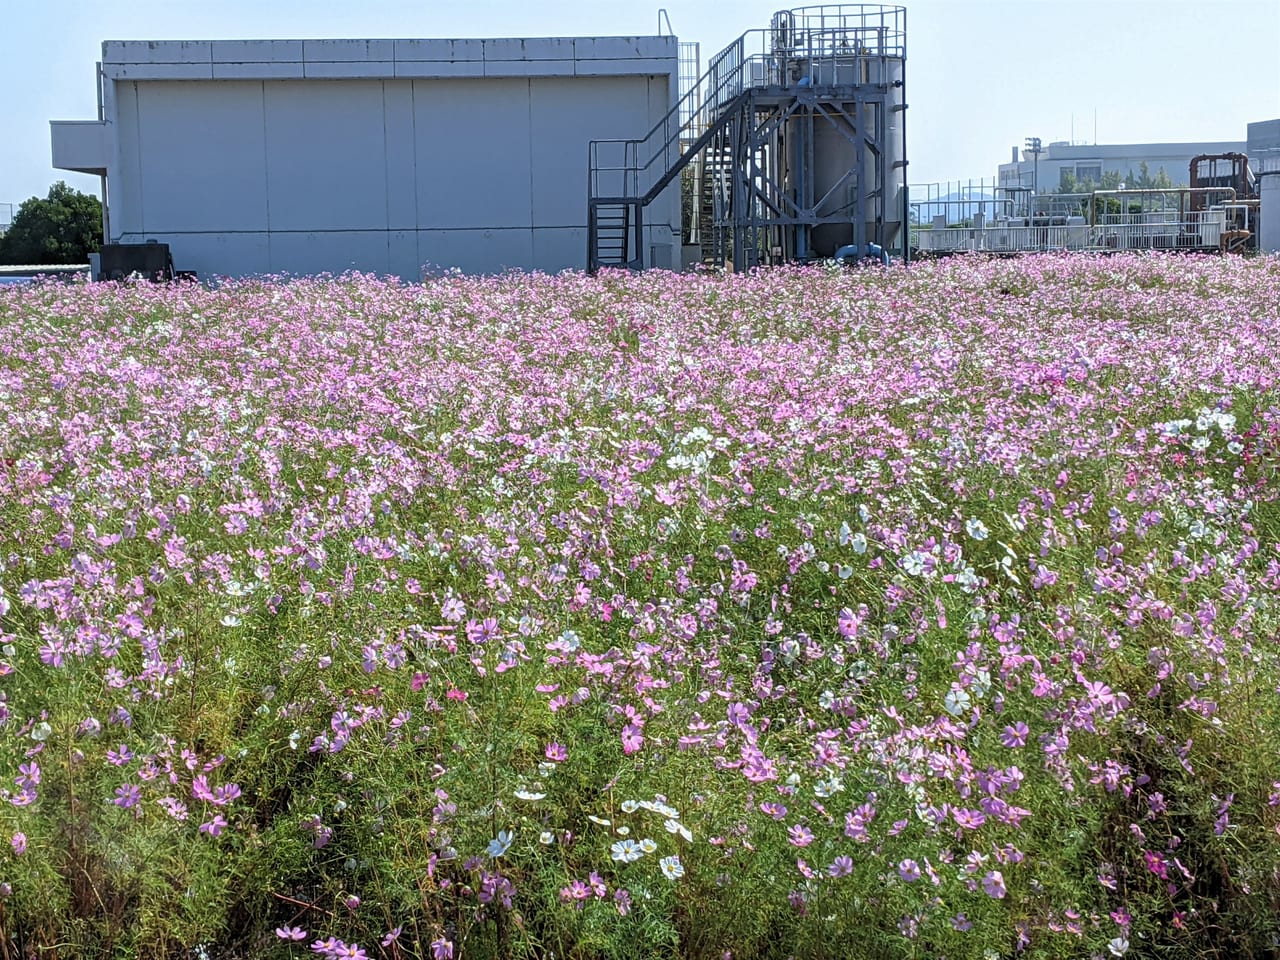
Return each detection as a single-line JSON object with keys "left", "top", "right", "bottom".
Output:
{"left": 111, "top": 82, "right": 144, "bottom": 237}
{"left": 412, "top": 78, "right": 533, "bottom": 230}
{"left": 419, "top": 228, "right": 534, "bottom": 274}
{"left": 532, "top": 227, "right": 588, "bottom": 273}
{"left": 263, "top": 81, "right": 388, "bottom": 231}
{"left": 529, "top": 76, "right": 649, "bottom": 226}
{"left": 269, "top": 230, "right": 391, "bottom": 275}
{"left": 388, "top": 230, "right": 421, "bottom": 279}
{"left": 383, "top": 83, "right": 419, "bottom": 230}
{"left": 134, "top": 81, "right": 269, "bottom": 233}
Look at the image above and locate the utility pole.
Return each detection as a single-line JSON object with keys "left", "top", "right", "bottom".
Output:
{"left": 1024, "top": 136, "right": 1043, "bottom": 215}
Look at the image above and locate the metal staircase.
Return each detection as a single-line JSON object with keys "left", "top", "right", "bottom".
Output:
{"left": 587, "top": 4, "right": 909, "bottom": 274}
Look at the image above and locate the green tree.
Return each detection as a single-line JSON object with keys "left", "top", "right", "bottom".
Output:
{"left": 0, "top": 182, "right": 102, "bottom": 265}
{"left": 1125, "top": 161, "right": 1178, "bottom": 191}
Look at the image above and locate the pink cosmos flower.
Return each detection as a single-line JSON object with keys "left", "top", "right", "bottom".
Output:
{"left": 787, "top": 824, "right": 814, "bottom": 847}
{"left": 1000, "top": 722, "right": 1029, "bottom": 748}
{"left": 982, "top": 870, "right": 1007, "bottom": 898}
{"left": 199, "top": 814, "right": 228, "bottom": 838}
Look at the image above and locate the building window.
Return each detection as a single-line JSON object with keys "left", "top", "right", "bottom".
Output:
{"left": 1075, "top": 164, "right": 1102, "bottom": 183}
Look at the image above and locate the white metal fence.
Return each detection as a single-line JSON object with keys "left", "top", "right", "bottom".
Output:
{"left": 915, "top": 209, "right": 1228, "bottom": 255}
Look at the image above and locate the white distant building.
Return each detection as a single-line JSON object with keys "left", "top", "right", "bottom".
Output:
{"left": 51, "top": 37, "right": 681, "bottom": 278}
{"left": 997, "top": 139, "right": 1248, "bottom": 194}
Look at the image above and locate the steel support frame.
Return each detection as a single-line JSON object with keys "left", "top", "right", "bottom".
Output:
{"left": 710, "top": 84, "right": 893, "bottom": 271}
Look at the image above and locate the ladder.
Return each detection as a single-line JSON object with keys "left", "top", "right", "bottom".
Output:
{"left": 588, "top": 202, "right": 643, "bottom": 270}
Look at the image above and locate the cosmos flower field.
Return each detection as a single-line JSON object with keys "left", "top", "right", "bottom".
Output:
{"left": 1, "top": 253, "right": 1280, "bottom": 959}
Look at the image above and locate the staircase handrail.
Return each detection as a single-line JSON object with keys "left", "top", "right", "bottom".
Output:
{"left": 589, "top": 31, "right": 756, "bottom": 202}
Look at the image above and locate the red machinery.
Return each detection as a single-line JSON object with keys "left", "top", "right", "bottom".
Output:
{"left": 1189, "top": 153, "right": 1259, "bottom": 251}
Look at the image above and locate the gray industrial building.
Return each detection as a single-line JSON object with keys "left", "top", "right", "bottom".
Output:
{"left": 51, "top": 37, "right": 683, "bottom": 277}
{"left": 50, "top": 5, "right": 912, "bottom": 279}
{"left": 996, "top": 139, "right": 1250, "bottom": 194}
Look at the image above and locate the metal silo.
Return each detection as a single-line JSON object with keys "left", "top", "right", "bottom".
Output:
{"left": 779, "top": 5, "right": 907, "bottom": 260}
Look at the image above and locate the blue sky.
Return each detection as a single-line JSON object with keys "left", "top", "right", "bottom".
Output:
{"left": 2, "top": 0, "right": 1277, "bottom": 205}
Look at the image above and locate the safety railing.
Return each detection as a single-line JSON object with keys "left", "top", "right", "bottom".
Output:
{"left": 677, "top": 41, "right": 701, "bottom": 134}
{"left": 913, "top": 210, "right": 1231, "bottom": 255}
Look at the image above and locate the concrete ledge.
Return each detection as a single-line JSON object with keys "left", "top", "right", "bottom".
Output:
{"left": 575, "top": 58, "right": 675, "bottom": 76}
{"left": 104, "top": 62, "right": 215, "bottom": 80}
{"left": 304, "top": 61, "right": 395, "bottom": 78}
{"left": 574, "top": 37, "right": 676, "bottom": 60}
{"left": 394, "top": 39, "right": 485, "bottom": 62}
{"left": 485, "top": 59, "right": 576, "bottom": 78}
{"left": 304, "top": 39, "right": 396, "bottom": 62}
{"left": 213, "top": 61, "right": 305, "bottom": 79}
{"left": 104, "top": 40, "right": 212, "bottom": 63}
{"left": 50, "top": 120, "right": 110, "bottom": 174}
{"left": 212, "top": 40, "right": 303, "bottom": 61}
{"left": 394, "top": 61, "right": 486, "bottom": 78}
{"left": 483, "top": 38, "right": 576, "bottom": 61}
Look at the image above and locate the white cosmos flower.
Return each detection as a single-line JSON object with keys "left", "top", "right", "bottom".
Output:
{"left": 660, "top": 855, "right": 685, "bottom": 879}
{"left": 664, "top": 819, "right": 693, "bottom": 841}
{"left": 639, "top": 837, "right": 659, "bottom": 854}
{"left": 943, "top": 687, "right": 972, "bottom": 717}
{"left": 610, "top": 839, "right": 644, "bottom": 862}
{"left": 621, "top": 800, "right": 640, "bottom": 813}
{"left": 487, "top": 830, "right": 513, "bottom": 858}
{"left": 514, "top": 789, "right": 545, "bottom": 801}
{"left": 850, "top": 532, "right": 868, "bottom": 555}
{"left": 539, "top": 831, "right": 554, "bottom": 845}
{"left": 965, "top": 518, "right": 989, "bottom": 541}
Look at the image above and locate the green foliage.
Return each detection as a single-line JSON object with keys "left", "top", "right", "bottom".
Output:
{"left": 1126, "top": 161, "right": 1179, "bottom": 191}
{"left": 1, "top": 261, "right": 1280, "bottom": 958}
{"left": 0, "top": 181, "right": 102, "bottom": 265}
